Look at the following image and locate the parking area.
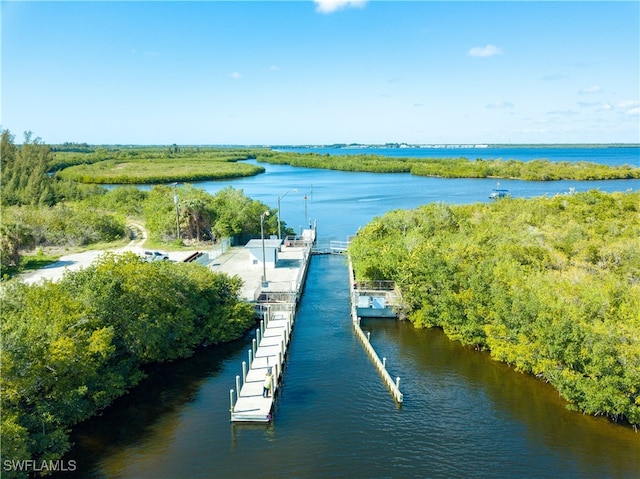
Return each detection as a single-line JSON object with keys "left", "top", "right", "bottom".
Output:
{"left": 19, "top": 246, "right": 198, "bottom": 285}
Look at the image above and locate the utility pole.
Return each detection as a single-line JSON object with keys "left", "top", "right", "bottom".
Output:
{"left": 260, "top": 210, "right": 270, "bottom": 283}
{"left": 173, "top": 182, "right": 180, "bottom": 240}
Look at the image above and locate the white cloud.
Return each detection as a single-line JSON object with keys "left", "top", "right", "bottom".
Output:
{"left": 268, "top": 65, "right": 280, "bottom": 72}
{"left": 486, "top": 101, "right": 513, "bottom": 109}
{"left": 626, "top": 107, "right": 640, "bottom": 116}
{"left": 617, "top": 100, "right": 639, "bottom": 109}
{"left": 467, "top": 44, "right": 502, "bottom": 58}
{"left": 314, "top": 0, "right": 368, "bottom": 14}
{"left": 579, "top": 85, "right": 602, "bottom": 94}
{"left": 230, "top": 72, "right": 242, "bottom": 80}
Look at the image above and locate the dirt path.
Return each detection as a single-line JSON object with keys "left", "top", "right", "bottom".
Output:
{"left": 19, "top": 223, "right": 199, "bottom": 285}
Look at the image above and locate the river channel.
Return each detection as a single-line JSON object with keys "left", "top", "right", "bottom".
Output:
{"left": 64, "top": 151, "right": 639, "bottom": 478}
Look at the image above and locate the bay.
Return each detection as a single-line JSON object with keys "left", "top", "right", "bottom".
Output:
{"left": 62, "top": 147, "right": 640, "bottom": 478}
{"left": 193, "top": 158, "right": 638, "bottom": 245}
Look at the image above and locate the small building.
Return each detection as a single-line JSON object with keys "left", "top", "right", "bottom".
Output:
{"left": 356, "top": 295, "right": 396, "bottom": 318}
{"left": 246, "top": 239, "right": 282, "bottom": 269}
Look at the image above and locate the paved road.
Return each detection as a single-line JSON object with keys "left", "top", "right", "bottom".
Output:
{"left": 19, "top": 223, "right": 197, "bottom": 285}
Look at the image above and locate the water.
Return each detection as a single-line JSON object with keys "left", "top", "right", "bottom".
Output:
{"left": 62, "top": 148, "right": 639, "bottom": 478}
{"left": 63, "top": 256, "right": 640, "bottom": 478}
{"left": 192, "top": 157, "right": 638, "bottom": 245}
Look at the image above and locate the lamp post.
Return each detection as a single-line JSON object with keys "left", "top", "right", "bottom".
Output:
{"left": 277, "top": 189, "right": 298, "bottom": 240}
{"left": 172, "top": 182, "right": 180, "bottom": 240}
{"left": 260, "top": 210, "right": 270, "bottom": 283}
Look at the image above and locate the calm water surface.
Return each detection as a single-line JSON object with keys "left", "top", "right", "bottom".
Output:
{"left": 64, "top": 150, "right": 639, "bottom": 478}
{"left": 66, "top": 256, "right": 639, "bottom": 479}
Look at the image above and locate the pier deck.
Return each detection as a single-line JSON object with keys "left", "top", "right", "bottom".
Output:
{"left": 230, "top": 309, "right": 294, "bottom": 422}
{"left": 209, "top": 232, "right": 314, "bottom": 422}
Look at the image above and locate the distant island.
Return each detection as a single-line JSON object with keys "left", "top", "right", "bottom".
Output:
{"left": 271, "top": 143, "right": 639, "bottom": 150}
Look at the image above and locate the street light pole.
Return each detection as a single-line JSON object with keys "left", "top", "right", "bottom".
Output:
{"left": 260, "top": 210, "right": 270, "bottom": 283}
{"left": 172, "top": 182, "right": 180, "bottom": 240}
{"left": 277, "top": 189, "right": 298, "bottom": 240}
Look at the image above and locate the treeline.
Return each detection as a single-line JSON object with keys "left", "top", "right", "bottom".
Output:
{"left": 1, "top": 130, "right": 113, "bottom": 274}
{"left": 0, "top": 131, "right": 100, "bottom": 207}
{"left": 2, "top": 184, "right": 284, "bottom": 276}
{"left": 0, "top": 130, "right": 284, "bottom": 276}
{"left": 255, "top": 151, "right": 640, "bottom": 181}
{"left": 349, "top": 190, "right": 640, "bottom": 426}
{"left": 1, "top": 254, "right": 255, "bottom": 477}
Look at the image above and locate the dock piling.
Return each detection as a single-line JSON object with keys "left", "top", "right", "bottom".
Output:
{"left": 236, "top": 375, "right": 241, "bottom": 398}
{"left": 348, "top": 257, "right": 404, "bottom": 404}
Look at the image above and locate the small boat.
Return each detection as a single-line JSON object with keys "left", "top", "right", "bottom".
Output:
{"left": 489, "top": 183, "right": 509, "bottom": 199}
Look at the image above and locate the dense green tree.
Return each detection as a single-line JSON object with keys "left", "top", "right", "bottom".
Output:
{"left": 1, "top": 130, "right": 55, "bottom": 206}
{"left": 1, "top": 254, "right": 254, "bottom": 477}
{"left": 255, "top": 150, "right": 640, "bottom": 180}
{"left": 350, "top": 191, "right": 640, "bottom": 426}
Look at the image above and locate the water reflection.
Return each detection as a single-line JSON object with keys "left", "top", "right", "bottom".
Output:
{"left": 364, "top": 318, "right": 640, "bottom": 478}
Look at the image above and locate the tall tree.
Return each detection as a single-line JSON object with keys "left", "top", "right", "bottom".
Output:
{"left": 1, "top": 130, "right": 55, "bottom": 206}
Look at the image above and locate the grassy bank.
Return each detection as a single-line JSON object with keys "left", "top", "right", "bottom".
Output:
{"left": 58, "top": 155, "right": 264, "bottom": 184}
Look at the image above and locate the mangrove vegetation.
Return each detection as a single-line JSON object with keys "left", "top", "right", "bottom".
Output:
{"left": 349, "top": 190, "right": 640, "bottom": 427}
{"left": 1, "top": 254, "right": 255, "bottom": 476}
{"left": 0, "top": 131, "right": 279, "bottom": 476}
{"left": 54, "top": 147, "right": 265, "bottom": 184}
{"left": 0, "top": 130, "right": 284, "bottom": 277}
{"left": 254, "top": 150, "right": 640, "bottom": 181}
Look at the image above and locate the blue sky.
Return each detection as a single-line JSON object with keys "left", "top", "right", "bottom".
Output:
{"left": 2, "top": 1, "right": 639, "bottom": 145}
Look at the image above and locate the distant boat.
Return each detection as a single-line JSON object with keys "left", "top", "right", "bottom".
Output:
{"left": 489, "top": 183, "right": 509, "bottom": 199}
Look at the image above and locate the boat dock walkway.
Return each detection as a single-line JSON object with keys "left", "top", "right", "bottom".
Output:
{"left": 229, "top": 305, "right": 295, "bottom": 422}
{"left": 348, "top": 259, "right": 404, "bottom": 404}
{"left": 208, "top": 231, "right": 314, "bottom": 422}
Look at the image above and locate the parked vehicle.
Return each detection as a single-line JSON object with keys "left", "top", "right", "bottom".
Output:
{"left": 144, "top": 251, "right": 169, "bottom": 261}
